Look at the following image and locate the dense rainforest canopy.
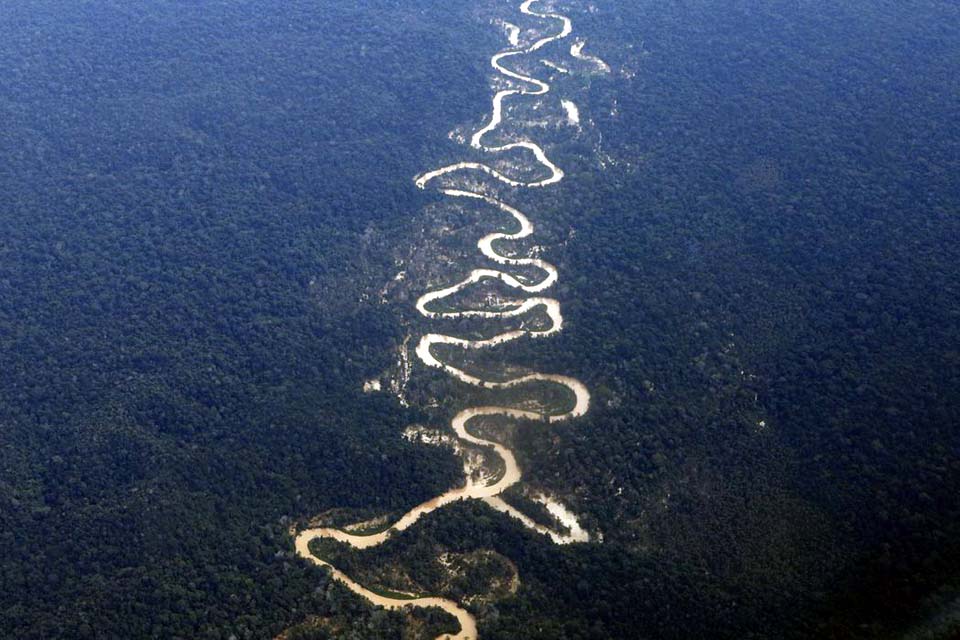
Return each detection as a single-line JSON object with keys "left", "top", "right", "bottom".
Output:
{"left": 1, "top": 1, "right": 958, "bottom": 639}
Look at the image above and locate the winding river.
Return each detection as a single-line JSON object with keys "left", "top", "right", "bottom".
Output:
{"left": 295, "top": 2, "right": 603, "bottom": 638}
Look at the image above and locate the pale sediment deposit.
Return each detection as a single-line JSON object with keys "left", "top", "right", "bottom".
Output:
{"left": 561, "top": 99, "right": 581, "bottom": 125}
{"left": 571, "top": 38, "right": 611, "bottom": 73}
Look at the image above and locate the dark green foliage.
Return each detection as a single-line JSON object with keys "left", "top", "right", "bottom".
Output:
{"left": 0, "top": 1, "right": 492, "bottom": 638}
{"left": 2, "top": 0, "right": 960, "bottom": 639}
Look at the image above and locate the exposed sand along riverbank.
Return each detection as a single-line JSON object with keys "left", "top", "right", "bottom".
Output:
{"left": 295, "top": 3, "right": 603, "bottom": 638}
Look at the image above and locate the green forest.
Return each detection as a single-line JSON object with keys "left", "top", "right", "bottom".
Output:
{"left": 2, "top": 0, "right": 959, "bottom": 639}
